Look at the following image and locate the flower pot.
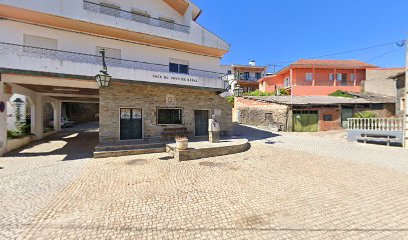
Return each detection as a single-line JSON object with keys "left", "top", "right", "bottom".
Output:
{"left": 175, "top": 139, "right": 188, "bottom": 150}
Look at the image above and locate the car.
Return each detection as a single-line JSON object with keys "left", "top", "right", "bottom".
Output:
{"left": 48, "top": 117, "right": 74, "bottom": 128}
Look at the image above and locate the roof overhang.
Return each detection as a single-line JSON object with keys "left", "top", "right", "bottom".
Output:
{"left": 0, "top": 4, "right": 226, "bottom": 57}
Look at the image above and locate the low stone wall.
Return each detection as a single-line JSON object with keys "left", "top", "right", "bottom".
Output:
{"left": 6, "top": 135, "right": 35, "bottom": 153}
{"left": 166, "top": 139, "right": 249, "bottom": 161}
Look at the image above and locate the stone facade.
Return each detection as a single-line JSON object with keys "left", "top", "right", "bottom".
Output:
{"left": 234, "top": 97, "right": 289, "bottom": 131}
{"left": 395, "top": 73, "right": 406, "bottom": 117}
{"left": 99, "top": 82, "right": 232, "bottom": 144}
{"left": 364, "top": 68, "right": 404, "bottom": 97}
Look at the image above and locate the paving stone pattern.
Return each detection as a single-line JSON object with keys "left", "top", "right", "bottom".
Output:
{"left": 1, "top": 126, "right": 408, "bottom": 239}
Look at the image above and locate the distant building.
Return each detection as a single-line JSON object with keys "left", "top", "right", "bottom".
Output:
{"left": 259, "top": 59, "right": 378, "bottom": 96}
{"left": 221, "top": 61, "right": 267, "bottom": 94}
{"left": 234, "top": 95, "right": 395, "bottom": 132}
{"left": 387, "top": 71, "right": 406, "bottom": 117}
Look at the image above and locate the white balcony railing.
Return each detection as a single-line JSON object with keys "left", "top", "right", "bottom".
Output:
{"left": 0, "top": 42, "right": 225, "bottom": 89}
{"left": 348, "top": 118, "right": 403, "bottom": 131}
{"left": 83, "top": 0, "right": 190, "bottom": 33}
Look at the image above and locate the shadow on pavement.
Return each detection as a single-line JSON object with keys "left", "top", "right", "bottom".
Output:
{"left": 232, "top": 124, "right": 280, "bottom": 142}
{"left": 4, "top": 131, "right": 98, "bottom": 161}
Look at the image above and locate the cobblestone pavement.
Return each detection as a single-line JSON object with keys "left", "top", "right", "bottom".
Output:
{"left": 0, "top": 131, "right": 98, "bottom": 239}
{"left": 10, "top": 126, "right": 407, "bottom": 239}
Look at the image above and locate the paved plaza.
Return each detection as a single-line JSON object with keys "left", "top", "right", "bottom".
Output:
{"left": 1, "top": 126, "right": 408, "bottom": 239}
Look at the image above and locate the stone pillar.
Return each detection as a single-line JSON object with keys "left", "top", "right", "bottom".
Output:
{"left": 208, "top": 116, "right": 220, "bottom": 143}
{"left": 209, "top": 131, "right": 220, "bottom": 143}
{"left": 0, "top": 82, "right": 11, "bottom": 156}
{"left": 33, "top": 92, "right": 44, "bottom": 139}
{"left": 53, "top": 101, "right": 61, "bottom": 131}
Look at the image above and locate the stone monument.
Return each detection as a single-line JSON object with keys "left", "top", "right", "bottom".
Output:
{"left": 208, "top": 115, "right": 220, "bottom": 143}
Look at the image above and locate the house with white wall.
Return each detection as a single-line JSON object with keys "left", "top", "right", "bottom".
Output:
{"left": 0, "top": 0, "right": 232, "bottom": 155}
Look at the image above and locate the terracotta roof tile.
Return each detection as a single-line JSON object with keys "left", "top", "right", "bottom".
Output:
{"left": 291, "top": 59, "right": 378, "bottom": 68}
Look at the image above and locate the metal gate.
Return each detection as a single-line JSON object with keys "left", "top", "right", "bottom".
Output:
{"left": 120, "top": 108, "right": 142, "bottom": 140}
{"left": 293, "top": 110, "right": 319, "bottom": 132}
{"left": 341, "top": 107, "right": 354, "bottom": 129}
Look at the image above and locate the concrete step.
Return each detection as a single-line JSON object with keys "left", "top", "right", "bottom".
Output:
{"left": 95, "top": 142, "right": 165, "bottom": 152}
{"left": 94, "top": 145, "right": 166, "bottom": 158}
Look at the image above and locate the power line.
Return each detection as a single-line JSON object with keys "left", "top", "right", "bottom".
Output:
{"left": 366, "top": 47, "right": 402, "bottom": 63}
{"left": 269, "top": 39, "right": 406, "bottom": 65}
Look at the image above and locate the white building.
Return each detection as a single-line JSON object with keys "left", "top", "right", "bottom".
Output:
{"left": 221, "top": 61, "right": 267, "bottom": 95}
{"left": 0, "top": 0, "right": 232, "bottom": 155}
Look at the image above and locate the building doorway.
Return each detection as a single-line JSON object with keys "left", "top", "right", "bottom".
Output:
{"left": 293, "top": 110, "right": 319, "bottom": 132}
{"left": 194, "top": 110, "right": 209, "bottom": 136}
{"left": 341, "top": 107, "right": 354, "bottom": 129}
{"left": 120, "top": 108, "right": 142, "bottom": 140}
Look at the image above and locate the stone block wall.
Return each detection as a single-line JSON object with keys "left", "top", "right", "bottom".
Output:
{"left": 99, "top": 82, "right": 232, "bottom": 144}
{"left": 318, "top": 107, "right": 341, "bottom": 131}
{"left": 234, "top": 97, "right": 289, "bottom": 130}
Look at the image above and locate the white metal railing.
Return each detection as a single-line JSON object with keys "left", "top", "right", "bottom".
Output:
{"left": 348, "top": 118, "right": 404, "bottom": 131}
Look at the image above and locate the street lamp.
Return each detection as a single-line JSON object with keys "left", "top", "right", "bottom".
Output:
{"left": 95, "top": 48, "right": 112, "bottom": 87}
{"left": 233, "top": 84, "right": 243, "bottom": 97}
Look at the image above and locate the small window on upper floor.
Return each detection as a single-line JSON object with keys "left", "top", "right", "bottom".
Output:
{"left": 401, "top": 97, "right": 406, "bottom": 111}
{"left": 169, "top": 59, "right": 189, "bottom": 74}
{"left": 350, "top": 73, "right": 355, "bottom": 81}
{"left": 256, "top": 72, "right": 262, "bottom": 79}
{"left": 99, "top": 2, "right": 121, "bottom": 17}
{"left": 96, "top": 46, "right": 122, "bottom": 59}
{"left": 23, "top": 35, "right": 58, "bottom": 56}
{"left": 227, "top": 70, "right": 232, "bottom": 75}
{"left": 337, "top": 73, "right": 347, "bottom": 81}
{"left": 305, "top": 73, "right": 313, "bottom": 81}
{"left": 243, "top": 72, "right": 250, "bottom": 80}
{"left": 24, "top": 34, "right": 58, "bottom": 50}
{"left": 131, "top": 8, "right": 150, "bottom": 24}
{"left": 159, "top": 17, "right": 176, "bottom": 30}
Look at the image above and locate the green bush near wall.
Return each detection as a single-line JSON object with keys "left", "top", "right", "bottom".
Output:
{"left": 354, "top": 111, "right": 376, "bottom": 118}
{"left": 329, "top": 90, "right": 354, "bottom": 98}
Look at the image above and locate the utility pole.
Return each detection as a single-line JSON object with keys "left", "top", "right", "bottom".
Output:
{"left": 404, "top": 37, "right": 408, "bottom": 148}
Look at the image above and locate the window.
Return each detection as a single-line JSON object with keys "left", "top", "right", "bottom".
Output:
{"left": 284, "top": 77, "right": 290, "bottom": 88}
{"left": 265, "top": 113, "right": 273, "bottom": 123}
{"left": 100, "top": 2, "right": 121, "bottom": 17}
{"left": 350, "top": 73, "right": 355, "bottom": 81}
{"left": 256, "top": 72, "right": 262, "bottom": 79}
{"left": 23, "top": 35, "right": 57, "bottom": 50}
{"left": 337, "top": 73, "right": 347, "bottom": 81}
{"left": 131, "top": 8, "right": 150, "bottom": 24}
{"left": 159, "top": 17, "right": 176, "bottom": 30}
{"left": 227, "top": 70, "right": 232, "bottom": 75}
{"left": 243, "top": 72, "right": 250, "bottom": 80}
{"left": 169, "top": 59, "right": 189, "bottom": 74}
{"left": 329, "top": 73, "right": 334, "bottom": 81}
{"left": 157, "top": 108, "right": 183, "bottom": 125}
{"left": 305, "top": 73, "right": 313, "bottom": 81}
{"left": 323, "top": 114, "right": 333, "bottom": 121}
{"left": 96, "top": 46, "right": 121, "bottom": 58}
{"left": 401, "top": 98, "right": 406, "bottom": 111}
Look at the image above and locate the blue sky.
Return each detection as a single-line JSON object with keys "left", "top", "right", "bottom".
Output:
{"left": 193, "top": 0, "right": 408, "bottom": 71}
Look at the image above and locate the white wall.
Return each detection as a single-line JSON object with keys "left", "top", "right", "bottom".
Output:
{"left": 0, "top": 21, "right": 225, "bottom": 89}
{"left": 6, "top": 94, "right": 27, "bottom": 130}
{"left": 0, "top": 0, "right": 229, "bottom": 51}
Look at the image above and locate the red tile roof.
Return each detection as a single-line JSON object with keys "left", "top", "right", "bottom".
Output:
{"left": 291, "top": 59, "right": 378, "bottom": 68}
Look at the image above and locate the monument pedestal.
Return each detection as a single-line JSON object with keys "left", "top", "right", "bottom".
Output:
{"left": 209, "top": 131, "right": 220, "bottom": 143}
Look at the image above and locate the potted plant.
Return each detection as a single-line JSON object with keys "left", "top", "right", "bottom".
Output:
{"left": 175, "top": 136, "right": 188, "bottom": 150}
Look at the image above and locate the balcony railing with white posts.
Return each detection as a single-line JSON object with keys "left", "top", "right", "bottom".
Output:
{"left": 0, "top": 42, "right": 225, "bottom": 89}
{"left": 347, "top": 118, "right": 404, "bottom": 132}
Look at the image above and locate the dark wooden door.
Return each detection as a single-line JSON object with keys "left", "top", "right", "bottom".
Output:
{"left": 120, "top": 108, "right": 142, "bottom": 140}
{"left": 194, "top": 110, "right": 209, "bottom": 136}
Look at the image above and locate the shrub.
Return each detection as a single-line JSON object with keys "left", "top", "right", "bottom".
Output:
{"left": 276, "top": 88, "right": 289, "bottom": 96}
{"left": 226, "top": 96, "right": 234, "bottom": 107}
{"left": 329, "top": 90, "right": 354, "bottom": 98}
{"left": 244, "top": 89, "right": 274, "bottom": 96}
{"left": 354, "top": 111, "right": 376, "bottom": 118}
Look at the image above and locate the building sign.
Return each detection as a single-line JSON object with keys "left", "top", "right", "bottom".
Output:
{"left": 149, "top": 72, "right": 203, "bottom": 87}
{"left": 214, "top": 109, "right": 222, "bottom": 116}
{"left": 166, "top": 94, "right": 177, "bottom": 107}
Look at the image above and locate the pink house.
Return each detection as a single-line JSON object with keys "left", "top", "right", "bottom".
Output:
{"left": 259, "top": 59, "right": 378, "bottom": 96}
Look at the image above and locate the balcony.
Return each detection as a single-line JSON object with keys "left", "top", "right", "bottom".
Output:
{"left": 0, "top": 42, "right": 224, "bottom": 89}
{"left": 83, "top": 0, "right": 190, "bottom": 33}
